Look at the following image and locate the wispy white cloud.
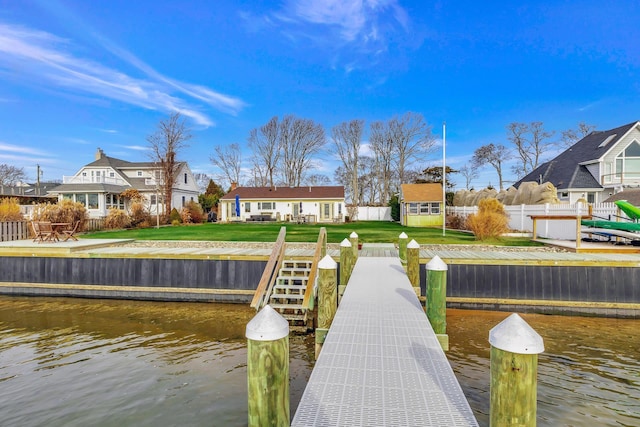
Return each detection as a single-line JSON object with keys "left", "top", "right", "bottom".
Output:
{"left": 0, "top": 142, "right": 50, "bottom": 156}
{"left": 122, "top": 145, "right": 149, "bottom": 151}
{"left": 264, "top": 0, "right": 412, "bottom": 72}
{"left": 0, "top": 23, "right": 246, "bottom": 127}
{"left": 99, "top": 129, "right": 118, "bottom": 134}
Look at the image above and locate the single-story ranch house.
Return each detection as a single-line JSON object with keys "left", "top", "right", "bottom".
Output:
{"left": 219, "top": 185, "right": 345, "bottom": 223}
{"left": 516, "top": 120, "right": 640, "bottom": 204}
{"left": 49, "top": 148, "right": 200, "bottom": 218}
{"left": 400, "top": 183, "right": 444, "bottom": 227}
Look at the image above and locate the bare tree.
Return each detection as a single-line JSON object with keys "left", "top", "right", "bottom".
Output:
{"left": 0, "top": 163, "right": 27, "bottom": 186}
{"left": 210, "top": 143, "right": 243, "bottom": 189}
{"left": 507, "top": 121, "right": 554, "bottom": 179}
{"left": 147, "top": 113, "right": 193, "bottom": 217}
{"left": 388, "top": 112, "right": 435, "bottom": 185}
{"left": 248, "top": 116, "right": 281, "bottom": 188}
{"left": 458, "top": 164, "right": 479, "bottom": 190}
{"left": 471, "top": 143, "right": 510, "bottom": 190}
{"left": 369, "top": 120, "right": 394, "bottom": 204}
{"left": 561, "top": 121, "right": 597, "bottom": 148}
{"left": 332, "top": 119, "right": 364, "bottom": 207}
{"left": 279, "top": 115, "right": 325, "bottom": 187}
{"left": 305, "top": 174, "right": 331, "bottom": 186}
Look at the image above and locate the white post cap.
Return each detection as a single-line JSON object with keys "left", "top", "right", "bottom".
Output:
{"left": 407, "top": 239, "right": 420, "bottom": 249}
{"left": 489, "top": 313, "right": 544, "bottom": 354}
{"left": 350, "top": 231, "right": 358, "bottom": 238}
{"left": 426, "top": 255, "right": 447, "bottom": 271}
{"left": 340, "top": 238, "right": 352, "bottom": 247}
{"left": 318, "top": 254, "right": 337, "bottom": 269}
{"left": 399, "top": 232, "right": 408, "bottom": 239}
{"left": 246, "top": 305, "right": 289, "bottom": 341}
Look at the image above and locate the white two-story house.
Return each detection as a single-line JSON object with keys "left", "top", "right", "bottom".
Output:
{"left": 515, "top": 121, "right": 640, "bottom": 204}
{"left": 49, "top": 148, "right": 200, "bottom": 218}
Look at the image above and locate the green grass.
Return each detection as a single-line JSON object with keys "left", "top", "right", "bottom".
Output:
{"left": 82, "top": 221, "right": 543, "bottom": 246}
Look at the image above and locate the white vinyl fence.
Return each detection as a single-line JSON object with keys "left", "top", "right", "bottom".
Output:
{"left": 448, "top": 203, "right": 619, "bottom": 240}
{"left": 355, "top": 206, "right": 392, "bottom": 221}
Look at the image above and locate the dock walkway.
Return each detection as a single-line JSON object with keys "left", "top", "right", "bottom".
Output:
{"left": 292, "top": 255, "right": 478, "bottom": 426}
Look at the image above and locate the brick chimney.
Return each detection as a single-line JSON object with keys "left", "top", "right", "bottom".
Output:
{"left": 95, "top": 147, "right": 105, "bottom": 160}
{"left": 231, "top": 182, "right": 238, "bottom": 191}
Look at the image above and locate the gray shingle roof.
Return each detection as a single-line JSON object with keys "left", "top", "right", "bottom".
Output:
{"left": 515, "top": 121, "right": 639, "bottom": 190}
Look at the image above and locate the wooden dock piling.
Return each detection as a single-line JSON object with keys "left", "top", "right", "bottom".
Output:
{"left": 339, "top": 238, "right": 353, "bottom": 301}
{"left": 349, "top": 232, "right": 359, "bottom": 260}
{"left": 398, "top": 232, "right": 408, "bottom": 263}
{"left": 407, "top": 239, "right": 420, "bottom": 296}
{"left": 489, "top": 313, "right": 544, "bottom": 427}
{"left": 426, "top": 254, "right": 449, "bottom": 350}
{"left": 246, "top": 305, "right": 290, "bottom": 427}
{"left": 316, "top": 255, "right": 338, "bottom": 358}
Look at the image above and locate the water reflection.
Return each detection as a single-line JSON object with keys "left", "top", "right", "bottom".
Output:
{"left": 446, "top": 309, "right": 640, "bottom": 427}
{"left": 2, "top": 297, "right": 639, "bottom": 427}
{"left": 0, "top": 297, "right": 314, "bottom": 427}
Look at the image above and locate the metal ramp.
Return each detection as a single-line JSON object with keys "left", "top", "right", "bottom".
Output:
{"left": 268, "top": 259, "right": 313, "bottom": 326}
{"left": 292, "top": 256, "right": 478, "bottom": 426}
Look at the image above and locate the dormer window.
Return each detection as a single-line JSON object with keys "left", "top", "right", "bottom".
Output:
{"left": 137, "top": 171, "right": 143, "bottom": 177}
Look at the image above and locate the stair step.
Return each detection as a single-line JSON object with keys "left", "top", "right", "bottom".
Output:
{"left": 269, "top": 303, "right": 305, "bottom": 311}
{"left": 282, "top": 313, "right": 306, "bottom": 321}
{"left": 282, "top": 261, "right": 313, "bottom": 269}
{"left": 276, "top": 277, "right": 309, "bottom": 285}
{"left": 273, "top": 284, "right": 307, "bottom": 291}
{"left": 270, "top": 293, "right": 305, "bottom": 300}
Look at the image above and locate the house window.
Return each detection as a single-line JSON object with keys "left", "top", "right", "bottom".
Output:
{"left": 109, "top": 172, "right": 115, "bottom": 178}
{"left": 430, "top": 202, "right": 441, "bottom": 215}
{"left": 150, "top": 195, "right": 156, "bottom": 205}
{"left": 182, "top": 196, "right": 185, "bottom": 207}
{"left": 82, "top": 172, "right": 86, "bottom": 177}
{"left": 408, "top": 203, "right": 418, "bottom": 214}
{"left": 615, "top": 140, "right": 640, "bottom": 180}
{"left": 587, "top": 192, "right": 595, "bottom": 204}
{"left": 184, "top": 173, "right": 188, "bottom": 184}
{"left": 324, "top": 203, "right": 330, "bottom": 217}
{"left": 338, "top": 204, "right": 342, "bottom": 215}
{"left": 259, "top": 202, "right": 274, "bottom": 210}
{"left": 419, "top": 203, "right": 430, "bottom": 214}
{"left": 107, "top": 194, "right": 124, "bottom": 209}
{"left": 88, "top": 194, "right": 99, "bottom": 209}
{"left": 245, "top": 202, "right": 251, "bottom": 213}
{"left": 76, "top": 193, "right": 86, "bottom": 206}
{"left": 137, "top": 171, "right": 143, "bottom": 177}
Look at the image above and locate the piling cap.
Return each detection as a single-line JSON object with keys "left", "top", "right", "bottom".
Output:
{"left": 318, "top": 254, "right": 337, "bottom": 269}
{"left": 350, "top": 232, "right": 358, "bottom": 238}
{"left": 407, "top": 239, "right": 420, "bottom": 249}
{"left": 246, "top": 305, "right": 289, "bottom": 341}
{"left": 489, "top": 313, "right": 544, "bottom": 354}
{"left": 399, "top": 232, "right": 408, "bottom": 239}
{"left": 340, "top": 238, "right": 352, "bottom": 247}
{"left": 426, "top": 255, "right": 447, "bottom": 271}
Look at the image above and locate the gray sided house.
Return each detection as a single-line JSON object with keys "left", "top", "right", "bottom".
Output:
{"left": 49, "top": 148, "right": 200, "bottom": 218}
{"left": 516, "top": 121, "right": 640, "bottom": 204}
{"left": 219, "top": 185, "right": 345, "bottom": 223}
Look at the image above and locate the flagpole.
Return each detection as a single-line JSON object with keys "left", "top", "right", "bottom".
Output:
{"left": 442, "top": 121, "right": 446, "bottom": 237}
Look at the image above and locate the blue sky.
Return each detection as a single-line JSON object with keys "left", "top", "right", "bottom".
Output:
{"left": 1, "top": 0, "right": 639, "bottom": 190}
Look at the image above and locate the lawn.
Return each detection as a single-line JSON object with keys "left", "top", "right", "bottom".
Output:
{"left": 82, "top": 221, "right": 542, "bottom": 246}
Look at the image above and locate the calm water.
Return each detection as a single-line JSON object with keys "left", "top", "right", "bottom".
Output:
{"left": 0, "top": 297, "right": 638, "bottom": 426}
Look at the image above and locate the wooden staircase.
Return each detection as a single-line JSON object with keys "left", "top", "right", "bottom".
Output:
{"left": 268, "top": 259, "right": 313, "bottom": 326}
{"left": 251, "top": 226, "right": 326, "bottom": 332}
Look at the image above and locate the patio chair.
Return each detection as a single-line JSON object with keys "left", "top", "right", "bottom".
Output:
{"left": 36, "top": 222, "right": 55, "bottom": 243}
{"left": 62, "top": 221, "right": 80, "bottom": 241}
{"left": 31, "top": 221, "right": 42, "bottom": 242}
